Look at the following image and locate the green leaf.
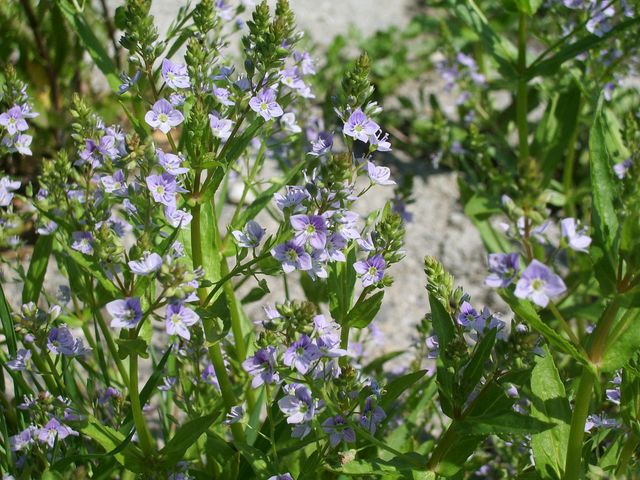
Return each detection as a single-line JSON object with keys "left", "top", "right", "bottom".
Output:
{"left": 61, "top": 246, "right": 120, "bottom": 301}
{"left": 58, "top": 0, "right": 120, "bottom": 92}
{"left": 501, "top": 291, "right": 591, "bottom": 367}
{"left": 81, "top": 418, "right": 145, "bottom": 472}
{"left": 448, "top": 0, "right": 518, "bottom": 78}
{"left": 461, "top": 329, "right": 497, "bottom": 399}
{"left": 180, "top": 202, "right": 222, "bottom": 299}
{"left": 527, "top": 17, "right": 640, "bottom": 79}
{"left": 429, "top": 295, "right": 455, "bottom": 349}
{"left": 42, "top": 471, "right": 64, "bottom": 480}
{"left": 232, "top": 160, "right": 306, "bottom": 230}
{"left": 456, "top": 411, "right": 553, "bottom": 435}
{"left": 432, "top": 435, "right": 484, "bottom": 477}
{"left": 328, "top": 246, "right": 357, "bottom": 324}
{"left": 463, "top": 194, "right": 511, "bottom": 253}
{"left": 300, "top": 273, "right": 329, "bottom": 304}
{"left": 589, "top": 102, "right": 625, "bottom": 293}
{"left": 335, "top": 454, "right": 433, "bottom": 477}
{"left": 590, "top": 103, "right": 624, "bottom": 249}
{"left": 223, "top": 117, "right": 265, "bottom": 166}
{"left": 363, "top": 350, "right": 404, "bottom": 374}
{"left": 22, "top": 234, "right": 54, "bottom": 305}
{"left": 600, "top": 308, "right": 640, "bottom": 372}
{"left": 195, "top": 294, "right": 231, "bottom": 343}
{"left": 381, "top": 370, "right": 428, "bottom": 410}
{"left": 200, "top": 201, "right": 223, "bottom": 292}
{"left": 530, "top": 346, "right": 571, "bottom": 479}
{"left": 121, "top": 346, "right": 173, "bottom": 429}
{"left": 532, "top": 80, "right": 582, "bottom": 187}
{"left": 620, "top": 210, "right": 640, "bottom": 269}
{"left": 347, "top": 291, "right": 384, "bottom": 328}
{"left": 118, "top": 100, "right": 148, "bottom": 139}
{"left": 428, "top": 293, "right": 457, "bottom": 417}
{"left": 160, "top": 413, "right": 218, "bottom": 468}
{"left": 0, "top": 283, "right": 17, "bottom": 357}
{"left": 233, "top": 442, "right": 269, "bottom": 476}
{"left": 240, "top": 282, "right": 270, "bottom": 304}
{"left": 116, "top": 338, "right": 149, "bottom": 360}
{"left": 514, "top": 0, "right": 543, "bottom": 15}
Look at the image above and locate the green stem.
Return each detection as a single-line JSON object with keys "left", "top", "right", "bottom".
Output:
{"left": 203, "top": 320, "right": 245, "bottom": 442}
{"left": 562, "top": 98, "right": 584, "bottom": 218}
{"left": 616, "top": 432, "right": 639, "bottom": 476}
{"left": 340, "top": 324, "right": 350, "bottom": 351}
{"left": 265, "top": 384, "right": 278, "bottom": 462}
{"left": 589, "top": 298, "right": 620, "bottom": 365}
{"left": 202, "top": 254, "right": 268, "bottom": 306}
{"left": 191, "top": 200, "right": 245, "bottom": 443}
{"left": 44, "top": 354, "right": 64, "bottom": 392}
{"left": 28, "top": 346, "right": 59, "bottom": 395}
{"left": 426, "top": 417, "right": 459, "bottom": 472}
{"left": 222, "top": 261, "right": 248, "bottom": 363}
{"left": 94, "top": 305, "right": 130, "bottom": 386}
{"left": 128, "top": 347, "right": 154, "bottom": 456}
{"left": 565, "top": 298, "right": 620, "bottom": 478}
{"left": 548, "top": 302, "right": 584, "bottom": 353}
{"left": 211, "top": 199, "right": 256, "bottom": 412}
{"left": 516, "top": 12, "right": 530, "bottom": 176}
{"left": 564, "top": 369, "right": 595, "bottom": 480}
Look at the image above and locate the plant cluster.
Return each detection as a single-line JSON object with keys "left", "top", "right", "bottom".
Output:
{"left": 0, "top": 0, "right": 639, "bottom": 479}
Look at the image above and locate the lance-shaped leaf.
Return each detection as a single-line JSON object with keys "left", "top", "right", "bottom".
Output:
{"left": 600, "top": 308, "right": 640, "bottom": 372}
{"left": 530, "top": 345, "right": 571, "bottom": 479}
{"left": 0, "top": 283, "right": 17, "bottom": 357}
{"left": 347, "top": 291, "right": 384, "bottom": 328}
{"left": 58, "top": 0, "right": 120, "bottom": 92}
{"left": 448, "top": 0, "right": 518, "bottom": 78}
{"left": 22, "top": 234, "right": 54, "bottom": 305}
{"left": 501, "top": 291, "right": 591, "bottom": 368}
{"left": 160, "top": 413, "right": 218, "bottom": 468}
{"left": 527, "top": 17, "right": 640, "bottom": 79}
{"left": 589, "top": 102, "right": 627, "bottom": 292}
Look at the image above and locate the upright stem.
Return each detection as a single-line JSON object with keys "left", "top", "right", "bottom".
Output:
{"left": 426, "top": 419, "right": 458, "bottom": 472}
{"left": 128, "top": 348, "right": 154, "bottom": 456}
{"left": 548, "top": 302, "right": 584, "bottom": 353}
{"left": 564, "top": 298, "right": 620, "bottom": 478}
{"left": 221, "top": 256, "right": 256, "bottom": 412}
{"left": 340, "top": 326, "right": 350, "bottom": 352}
{"left": 516, "top": 13, "right": 530, "bottom": 176}
{"left": 562, "top": 98, "right": 584, "bottom": 218}
{"left": 28, "top": 346, "right": 59, "bottom": 395}
{"left": 564, "top": 370, "right": 595, "bottom": 480}
{"left": 90, "top": 284, "right": 130, "bottom": 385}
{"left": 616, "top": 433, "right": 639, "bottom": 476}
{"left": 191, "top": 196, "right": 245, "bottom": 443}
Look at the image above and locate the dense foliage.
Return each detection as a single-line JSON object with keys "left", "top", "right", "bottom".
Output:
{"left": 0, "top": 0, "right": 639, "bottom": 479}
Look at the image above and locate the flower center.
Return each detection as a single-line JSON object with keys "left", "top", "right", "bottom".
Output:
{"left": 158, "top": 113, "right": 169, "bottom": 123}
{"left": 531, "top": 278, "right": 545, "bottom": 291}
{"left": 368, "top": 266, "right": 378, "bottom": 277}
{"left": 286, "top": 249, "right": 299, "bottom": 262}
{"left": 260, "top": 102, "right": 268, "bottom": 111}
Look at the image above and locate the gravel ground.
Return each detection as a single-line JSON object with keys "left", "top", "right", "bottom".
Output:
{"left": 1, "top": 0, "right": 494, "bottom": 358}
